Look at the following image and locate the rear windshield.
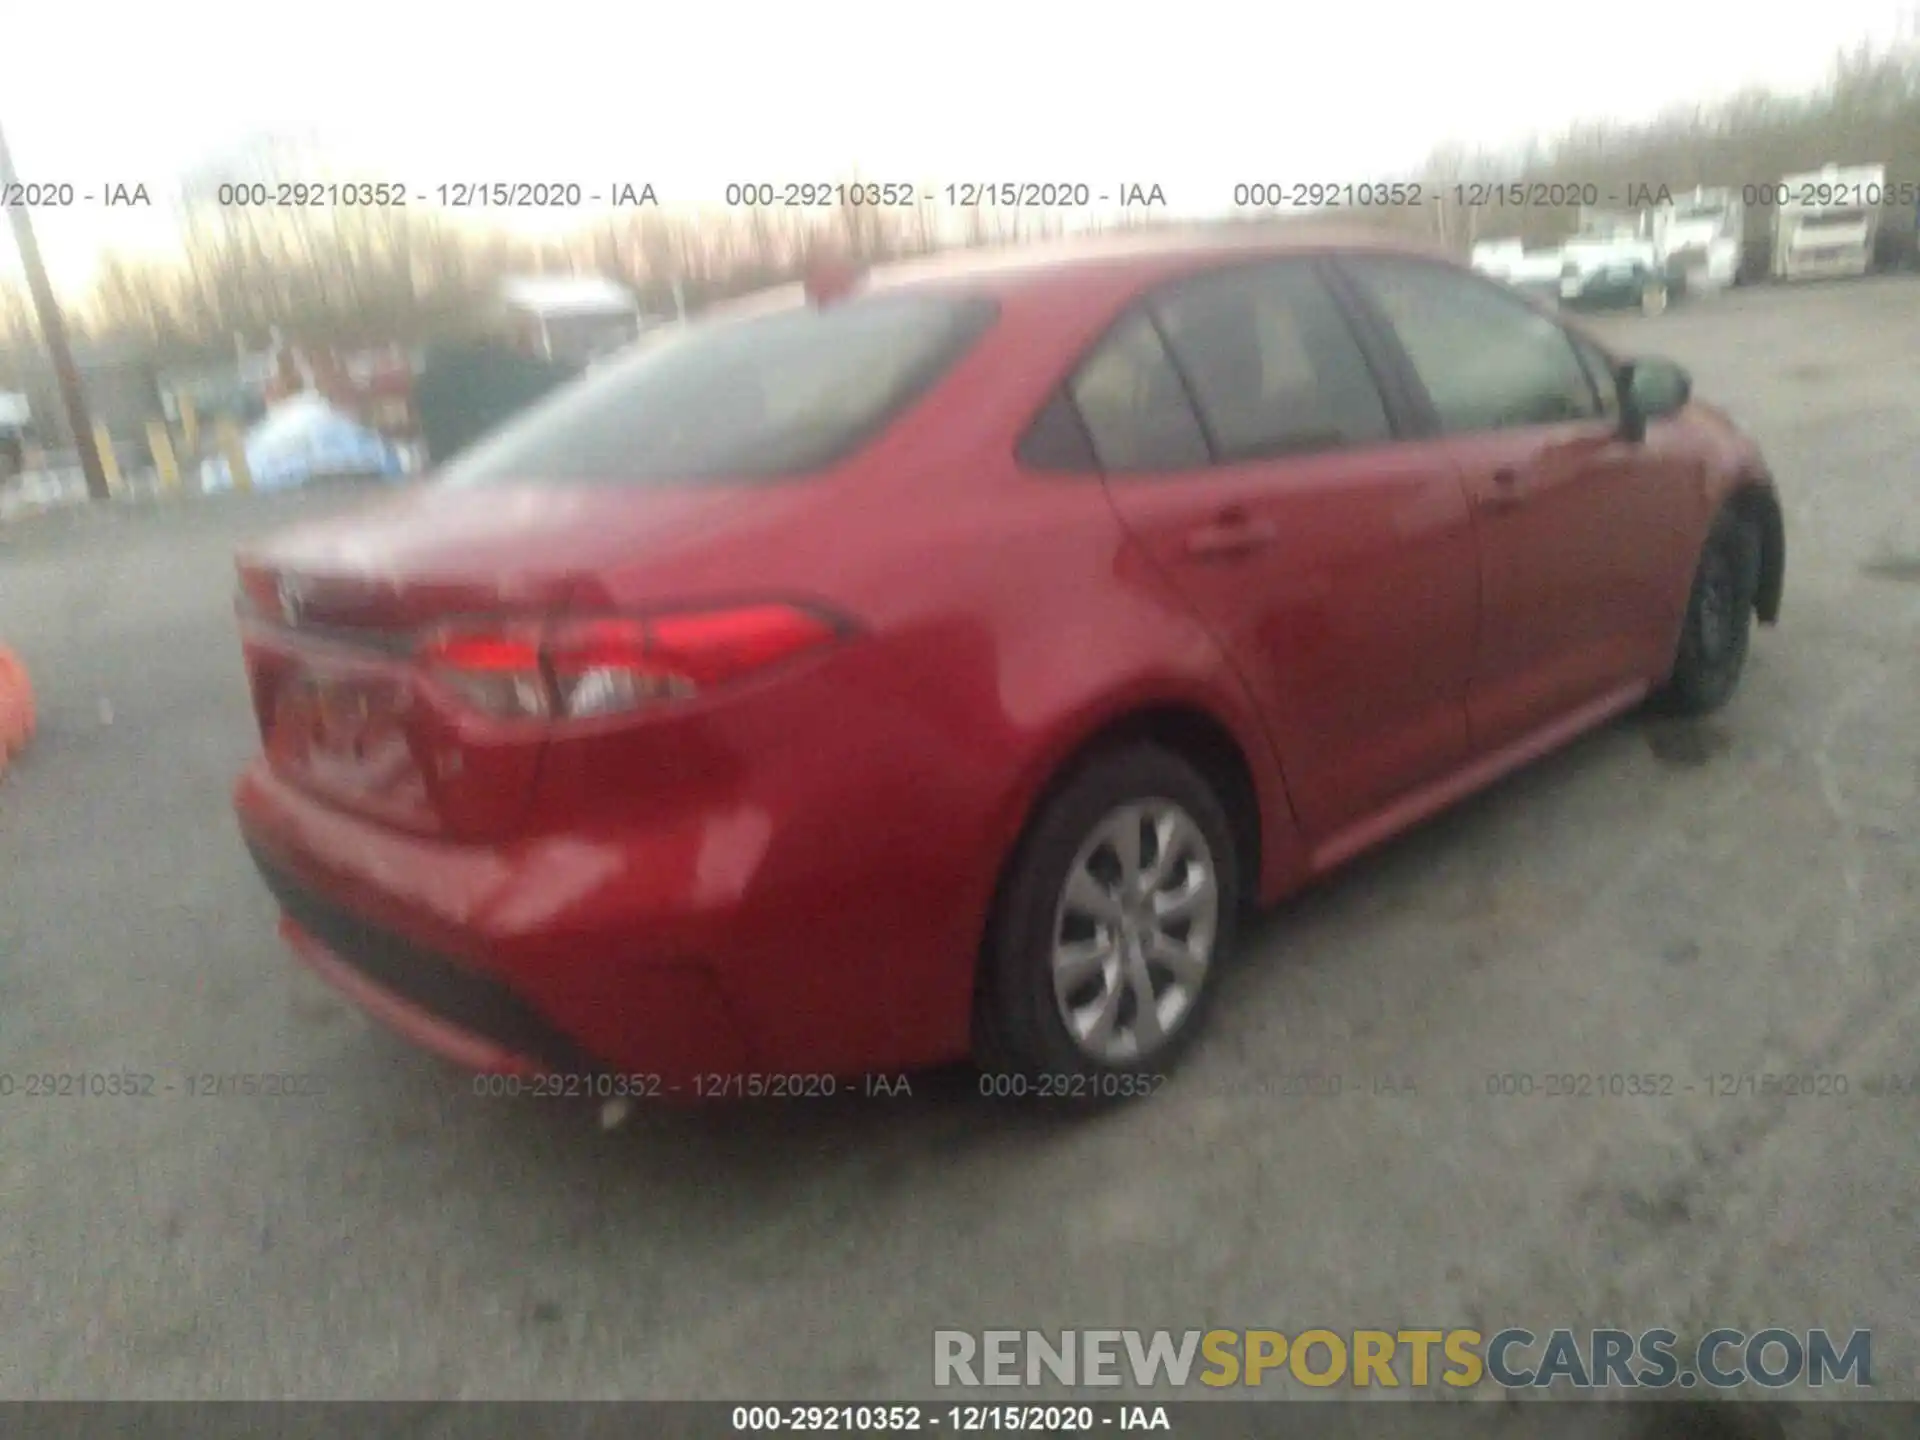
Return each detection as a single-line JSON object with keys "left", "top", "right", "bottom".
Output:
{"left": 438, "top": 292, "right": 998, "bottom": 485}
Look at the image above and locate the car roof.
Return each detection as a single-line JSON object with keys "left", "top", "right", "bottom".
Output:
{"left": 861, "top": 221, "right": 1458, "bottom": 298}
{"left": 689, "top": 222, "right": 1469, "bottom": 334}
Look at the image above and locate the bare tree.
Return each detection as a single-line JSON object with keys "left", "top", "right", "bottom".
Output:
{"left": 1415, "top": 41, "right": 1920, "bottom": 259}
{"left": 0, "top": 282, "right": 39, "bottom": 361}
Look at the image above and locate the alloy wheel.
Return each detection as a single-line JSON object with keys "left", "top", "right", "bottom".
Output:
{"left": 1049, "top": 800, "right": 1220, "bottom": 1064}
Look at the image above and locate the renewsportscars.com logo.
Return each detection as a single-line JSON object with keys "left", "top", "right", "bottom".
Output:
{"left": 933, "top": 1328, "right": 1873, "bottom": 1391}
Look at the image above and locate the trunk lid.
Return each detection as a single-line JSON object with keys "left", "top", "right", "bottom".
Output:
{"left": 235, "top": 482, "right": 772, "bottom": 840}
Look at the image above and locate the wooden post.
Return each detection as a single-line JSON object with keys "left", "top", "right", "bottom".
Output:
{"left": 92, "top": 423, "right": 121, "bottom": 494}
{"left": 178, "top": 395, "right": 199, "bottom": 459}
{"left": 1, "top": 117, "right": 111, "bottom": 501}
{"left": 216, "top": 419, "right": 251, "bottom": 493}
{"left": 147, "top": 420, "right": 180, "bottom": 493}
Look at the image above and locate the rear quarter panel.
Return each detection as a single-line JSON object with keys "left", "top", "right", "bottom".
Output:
{"left": 530, "top": 445, "right": 1292, "bottom": 1072}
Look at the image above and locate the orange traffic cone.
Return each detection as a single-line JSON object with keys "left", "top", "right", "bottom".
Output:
{"left": 0, "top": 645, "right": 36, "bottom": 773}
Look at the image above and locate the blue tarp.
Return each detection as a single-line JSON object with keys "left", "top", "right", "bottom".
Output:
{"left": 200, "top": 394, "right": 407, "bottom": 492}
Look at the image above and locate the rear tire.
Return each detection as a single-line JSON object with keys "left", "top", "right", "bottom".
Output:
{"left": 975, "top": 745, "right": 1240, "bottom": 1101}
{"left": 1652, "top": 506, "right": 1762, "bottom": 716}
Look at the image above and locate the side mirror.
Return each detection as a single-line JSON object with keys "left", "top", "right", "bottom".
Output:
{"left": 1617, "top": 356, "right": 1692, "bottom": 442}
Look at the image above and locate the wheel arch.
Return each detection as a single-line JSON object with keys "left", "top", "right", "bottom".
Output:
{"left": 971, "top": 696, "right": 1275, "bottom": 1023}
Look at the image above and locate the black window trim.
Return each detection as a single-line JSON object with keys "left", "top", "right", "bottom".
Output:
{"left": 1014, "top": 308, "right": 1211, "bottom": 477}
{"left": 1014, "top": 386, "right": 1103, "bottom": 472}
{"left": 1324, "top": 253, "right": 1613, "bottom": 438}
{"left": 1013, "top": 253, "right": 1425, "bottom": 479}
{"left": 1566, "top": 325, "right": 1625, "bottom": 414}
{"left": 1143, "top": 305, "right": 1225, "bottom": 462}
{"left": 1145, "top": 254, "right": 1428, "bottom": 459}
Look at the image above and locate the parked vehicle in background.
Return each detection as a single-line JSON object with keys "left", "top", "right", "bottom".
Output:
{"left": 229, "top": 230, "right": 1786, "bottom": 1103}
{"left": 1470, "top": 239, "right": 1566, "bottom": 305}
{"left": 499, "top": 276, "right": 649, "bottom": 366}
{"left": 1557, "top": 210, "right": 1678, "bottom": 314}
{"left": 1470, "top": 238, "right": 1526, "bottom": 277}
{"left": 413, "top": 341, "right": 580, "bottom": 468}
{"left": 1653, "top": 188, "right": 1745, "bottom": 294}
{"left": 1772, "top": 164, "right": 1885, "bottom": 280}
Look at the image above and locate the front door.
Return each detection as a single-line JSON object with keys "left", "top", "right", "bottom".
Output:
{"left": 1335, "top": 256, "right": 1687, "bottom": 751}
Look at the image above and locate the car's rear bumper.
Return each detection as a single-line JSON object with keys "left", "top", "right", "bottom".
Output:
{"left": 1562, "top": 271, "right": 1679, "bottom": 309}
{"left": 236, "top": 762, "right": 760, "bottom": 1086}
{"left": 280, "top": 915, "right": 551, "bottom": 1076}
{"left": 234, "top": 755, "right": 984, "bottom": 1082}
{"left": 255, "top": 843, "right": 598, "bottom": 1075}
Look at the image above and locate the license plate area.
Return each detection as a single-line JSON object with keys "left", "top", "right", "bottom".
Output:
{"left": 246, "top": 628, "right": 545, "bottom": 839}
{"left": 264, "top": 661, "right": 427, "bottom": 816}
{"left": 281, "top": 673, "right": 401, "bottom": 759}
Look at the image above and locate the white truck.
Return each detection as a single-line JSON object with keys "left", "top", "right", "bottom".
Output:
{"left": 1471, "top": 238, "right": 1572, "bottom": 308}
{"left": 1771, "top": 164, "right": 1884, "bottom": 281}
{"left": 1471, "top": 238, "right": 1563, "bottom": 286}
{"left": 1470, "top": 238, "right": 1526, "bottom": 277}
{"left": 1652, "top": 188, "right": 1746, "bottom": 293}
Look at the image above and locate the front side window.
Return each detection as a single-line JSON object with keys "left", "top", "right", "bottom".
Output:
{"left": 1150, "top": 261, "right": 1393, "bottom": 461}
{"left": 1568, "top": 332, "right": 1621, "bottom": 420}
{"left": 1343, "top": 258, "right": 1602, "bottom": 434}
{"left": 439, "top": 292, "right": 997, "bottom": 485}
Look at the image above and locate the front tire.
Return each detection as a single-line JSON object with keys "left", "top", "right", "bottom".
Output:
{"left": 975, "top": 745, "right": 1240, "bottom": 1095}
{"left": 1653, "top": 506, "right": 1762, "bottom": 715}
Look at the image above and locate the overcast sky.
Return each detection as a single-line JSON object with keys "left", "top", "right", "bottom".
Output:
{"left": 2, "top": 0, "right": 1908, "bottom": 294}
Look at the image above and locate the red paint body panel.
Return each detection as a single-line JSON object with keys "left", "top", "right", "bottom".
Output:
{"left": 230, "top": 231, "right": 1778, "bottom": 1084}
{"left": 1443, "top": 417, "right": 1705, "bottom": 750}
{"left": 1100, "top": 438, "right": 1479, "bottom": 844}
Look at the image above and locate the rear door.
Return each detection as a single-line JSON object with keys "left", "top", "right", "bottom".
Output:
{"left": 1072, "top": 258, "right": 1481, "bottom": 844}
{"left": 1333, "top": 256, "right": 1693, "bottom": 752}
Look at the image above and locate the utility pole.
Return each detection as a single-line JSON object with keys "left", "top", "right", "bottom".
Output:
{"left": 0, "top": 117, "right": 111, "bottom": 501}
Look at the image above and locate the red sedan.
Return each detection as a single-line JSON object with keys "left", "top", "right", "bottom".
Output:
{"left": 232, "top": 229, "right": 1785, "bottom": 1098}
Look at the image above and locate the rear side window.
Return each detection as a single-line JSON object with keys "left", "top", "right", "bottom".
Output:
{"left": 1068, "top": 313, "right": 1211, "bottom": 472}
{"left": 438, "top": 293, "right": 998, "bottom": 484}
{"left": 1018, "top": 391, "right": 1100, "bottom": 470}
{"left": 1151, "top": 261, "right": 1393, "bottom": 460}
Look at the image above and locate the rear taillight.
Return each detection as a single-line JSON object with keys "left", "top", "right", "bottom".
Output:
{"left": 236, "top": 567, "right": 283, "bottom": 622}
{"left": 416, "top": 604, "right": 844, "bottom": 722}
{"left": 417, "top": 622, "right": 552, "bottom": 719}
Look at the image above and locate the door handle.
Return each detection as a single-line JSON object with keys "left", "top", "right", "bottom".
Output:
{"left": 1185, "top": 514, "right": 1278, "bottom": 558}
{"left": 1481, "top": 467, "right": 1526, "bottom": 512}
